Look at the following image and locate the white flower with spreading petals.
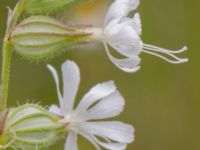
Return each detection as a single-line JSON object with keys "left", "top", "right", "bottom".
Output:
{"left": 47, "top": 60, "right": 134, "bottom": 150}
{"left": 88, "top": 0, "right": 188, "bottom": 73}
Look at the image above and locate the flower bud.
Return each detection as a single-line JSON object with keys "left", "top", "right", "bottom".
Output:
{"left": 2, "top": 104, "right": 66, "bottom": 149}
{"left": 25, "top": 0, "right": 71, "bottom": 14}
{"left": 25, "top": 0, "right": 91, "bottom": 14}
{"left": 11, "top": 16, "right": 92, "bottom": 60}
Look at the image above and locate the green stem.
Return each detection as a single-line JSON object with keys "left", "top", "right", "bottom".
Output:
{"left": 0, "top": 0, "right": 27, "bottom": 114}
{"left": 0, "top": 41, "right": 12, "bottom": 114}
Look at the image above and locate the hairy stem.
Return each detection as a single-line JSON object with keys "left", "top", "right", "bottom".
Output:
{"left": 0, "top": 0, "right": 27, "bottom": 114}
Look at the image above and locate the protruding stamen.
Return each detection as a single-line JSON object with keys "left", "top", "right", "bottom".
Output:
{"left": 142, "top": 44, "right": 188, "bottom": 64}
{"left": 142, "top": 50, "right": 188, "bottom": 64}
{"left": 144, "top": 44, "right": 188, "bottom": 54}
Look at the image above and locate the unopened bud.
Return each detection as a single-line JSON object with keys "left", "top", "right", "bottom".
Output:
{"left": 25, "top": 0, "right": 92, "bottom": 14}
{"left": 11, "top": 16, "right": 92, "bottom": 60}
{"left": 2, "top": 104, "right": 66, "bottom": 149}
{"left": 25, "top": 0, "right": 72, "bottom": 14}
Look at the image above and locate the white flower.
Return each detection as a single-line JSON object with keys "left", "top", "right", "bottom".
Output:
{"left": 47, "top": 60, "right": 134, "bottom": 150}
{"left": 88, "top": 0, "right": 188, "bottom": 73}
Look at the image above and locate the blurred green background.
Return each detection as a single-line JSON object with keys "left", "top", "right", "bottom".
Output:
{"left": 0, "top": 0, "right": 200, "bottom": 150}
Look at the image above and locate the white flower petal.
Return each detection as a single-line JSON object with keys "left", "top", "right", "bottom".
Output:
{"left": 122, "top": 13, "right": 142, "bottom": 35}
{"left": 132, "top": 13, "right": 142, "bottom": 35}
{"left": 105, "top": 0, "right": 140, "bottom": 25}
{"left": 104, "top": 43, "right": 141, "bottom": 73}
{"left": 47, "top": 65, "right": 65, "bottom": 111}
{"left": 130, "top": 0, "right": 140, "bottom": 8}
{"left": 62, "top": 60, "right": 80, "bottom": 112}
{"left": 78, "top": 130, "right": 101, "bottom": 150}
{"left": 49, "top": 105, "right": 62, "bottom": 116}
{"left": 65, "top": 132, "right": 78, "bottom": 150}
{"left": 84, "top": 91, "right": 125, "bottom": 120}
{"left": 81, "top": 121, "right": 135, "bottom": 144}
{"left": 95, "top": 140, "right": 127, "bottom": 150}
{"left": 76, "top": 81, "right": 116, "bottom": 113}
{"left": 105, "top": 19, "right": 143, "bottom": 57}
{"left": 79, "top": 124, "right": 128, "bottom": 150}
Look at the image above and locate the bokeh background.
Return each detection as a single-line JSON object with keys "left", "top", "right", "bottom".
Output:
{"left": 1, "top": 0, "right": 200, "bottom": 150}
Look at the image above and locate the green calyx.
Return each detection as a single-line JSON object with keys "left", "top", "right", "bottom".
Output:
{"left": 25, "top": 0, "right": 93, "bottom": 14}
{"left": 25, "top": 0, "right": 73, "bottom": 14}
{"left": 11, "top": 16, "right": 92, "bottom": 61}
{"left": 1, "top": 104, "right": 66, "bottom": 149}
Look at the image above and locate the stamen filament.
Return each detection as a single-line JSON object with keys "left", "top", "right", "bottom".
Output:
{"left": 143, "top": 44, "right": 187, "bottom": 54}
{"left": 143, "top": 47, "right": 185, "bottom": 61}
{"left": 142, "top": 50, "right": 188, "bottom": 64}
{"left": 142, "top": 44, "right": 188, "bottom": 64}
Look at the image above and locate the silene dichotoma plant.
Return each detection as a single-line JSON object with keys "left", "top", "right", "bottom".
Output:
{"left": 0, "top": 0, "right": 188, "bottom": 149}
